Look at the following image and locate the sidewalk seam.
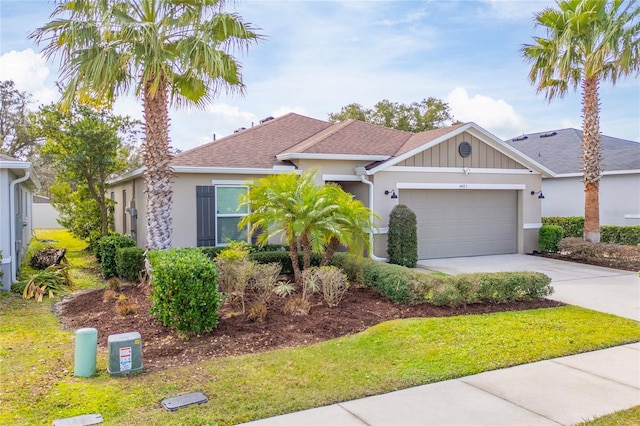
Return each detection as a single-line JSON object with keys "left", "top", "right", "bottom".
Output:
{"left": 550, "top": 359, "right": 640, "bottom": 391}
{"left": 458, "top": 379, "right": 563, "bottom": 425}
{"left": 336, "top": 403, "right": 370, "bottom": 426}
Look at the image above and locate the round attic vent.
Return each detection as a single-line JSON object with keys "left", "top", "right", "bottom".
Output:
{"left": 458, "top": 141, "right": 472, "bottom": 158}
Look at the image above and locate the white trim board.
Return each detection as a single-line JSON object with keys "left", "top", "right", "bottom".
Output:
{"left": 384, "top": 166, "right": 537, "bottom": 175}
{"left": 396, "top": 183, "right": 526, "bottom": 191}
{"left": 322, "top": 174, "right": 361, "bottom": 182}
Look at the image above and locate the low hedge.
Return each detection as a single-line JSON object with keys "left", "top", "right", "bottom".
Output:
{"left": 199, "top": 244, "right": 288, "bottom": 260}
{"left": 601, "top": 225, "right": 640, "bottom": 246}
{"left": 538, "top": 225, "right": 564, "bottom": 253}
{"left": 148, "top": 248, "right": 221, "bottom": 334}
{"left": 115, "top": 247, "right": 145, "bottom": 282}
{"left": 330, "top": 253, "right": 554, "bottom": 306}
{"left": 542, "top": 217, "right": 584, "bottom": 238}
{"left": 250, "top": 250, "right": 321, "bottom": 275}
{"left": 99, "top": 234, "right": 136, "bottom": 278}
{"left": 543, "top": 217, "right": 640, "bottom": 246}
{"left": 557, "top": 238, "right": 640, "bottom": 270}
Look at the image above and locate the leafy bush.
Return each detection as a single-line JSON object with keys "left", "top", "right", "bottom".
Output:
{"left": 315, "top": 266, "right": 350, "bottom": 307}
{"left": 99, "top": 234, "right": 135, "bottom": 278}
{"left": 148, "top": 248, "right": 221, "bottom": 334}
{"left": 329, "top": 252, "right": 365, "bottom": 284}
{"left": 538, "top": 225, "right": 564, "bottom": 253}
{"left": 115, "top": 247, "right": 145, "bottom": 282}
{"left": 542, "top": 217, "right": 584, "bottom": 238}
{"left": 387, "top": 204, "right": 418, "bottom": 267}
{"left": 361, "top": 260, "right": 436, "bottom": 304}
{"left": 601, "top": 225, "right": 640, "bottom": 246}
{"left": 558, "top": 238, "right": 640, "bottom": 270}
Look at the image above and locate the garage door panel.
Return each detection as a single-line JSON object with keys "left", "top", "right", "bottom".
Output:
{"left": 401, "top": 189, "right": 517, "bottom": 259}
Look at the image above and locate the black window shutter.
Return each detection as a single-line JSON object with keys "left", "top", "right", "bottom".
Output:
{"left": 196, "top": 186, "right": 216, "bottom": 247}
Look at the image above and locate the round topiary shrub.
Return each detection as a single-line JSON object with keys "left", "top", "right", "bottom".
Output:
{"left": 387, "top": 204, "right": 418, "bottom": 268}
{"left": 538, "top": 225, "right": 564, "bottom": 253}
{"left": 148, "top": 248, "right": 221, "bottom": 334}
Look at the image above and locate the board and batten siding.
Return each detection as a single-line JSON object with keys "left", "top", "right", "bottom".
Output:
{"left": 396, "top": 133, "right": 525, "bottom": 169}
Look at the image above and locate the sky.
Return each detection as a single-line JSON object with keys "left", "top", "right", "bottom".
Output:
{"left": 0, "top": 0, "right": 638, "bottom": 153}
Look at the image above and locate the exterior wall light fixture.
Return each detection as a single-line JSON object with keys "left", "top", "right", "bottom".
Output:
{"left": 530, "top": 190, "right": 545, "bottom": 199}
{"left": 384, "top": 189, "right": 398, "bottom": 199}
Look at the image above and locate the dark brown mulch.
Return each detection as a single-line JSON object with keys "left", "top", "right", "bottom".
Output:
{"left": 57, "top": 284, "right": 564, "bottom": 373}
{"left": 530, "top": 252, "right": 640, "bottom": 272}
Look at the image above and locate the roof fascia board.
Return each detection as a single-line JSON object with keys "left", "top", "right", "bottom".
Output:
{"left": 553, "top": 169, "right": 640, "bottom": 178}
{"left": 276, "top": 153, "right": 390, "bottom": 161}
{"left": 464, "top": 125, "right": 556, "bottom": 178}
{"left": 384, "top": 166, "right": 539, "bottom": 175}
{"left": 0, "top": 161, "right": 41, "bottom": 190}
{"left": 0, "top": 161, "right": 30, "bottom": 170}
{"left": 174, "top": 166, "right": 301, "bottom": 175}
{"left": 107, "top": 166, "right": 145, "bottom": 185}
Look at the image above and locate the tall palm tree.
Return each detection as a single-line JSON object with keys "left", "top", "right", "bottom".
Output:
{"left": 30, "top": 0, "right": 260, "bottom": 250}
{"left": 522, "top": 0, "right": 640, "bottom": 242}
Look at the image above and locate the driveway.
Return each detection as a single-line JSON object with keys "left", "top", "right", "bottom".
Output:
{"left": 418, "top": 254, "right": 640, "bottom": 321}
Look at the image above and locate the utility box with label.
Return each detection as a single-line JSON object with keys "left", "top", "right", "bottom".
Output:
{"left": 107, "top": 332, "right": 143, "bottom": 376}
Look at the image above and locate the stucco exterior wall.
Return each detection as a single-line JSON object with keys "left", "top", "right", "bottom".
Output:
{"left": 542, "top": 174, "right": 640, "bottom": 225}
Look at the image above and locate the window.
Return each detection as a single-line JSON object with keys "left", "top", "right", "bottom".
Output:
{"left": 216, "top": 186, "right": 249, "bottom": 245}
{"left": 122, "top": 190, "right": 127, "bottom": 234}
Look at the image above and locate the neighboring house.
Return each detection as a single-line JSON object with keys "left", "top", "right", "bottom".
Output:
{"left": 108, "top": 113, "right": 552, "bottom": 260}
{"left": 33, "top": 195, "right": 63, "bottom": 229}
{"left": 506, "top": 129, "right": 640, "bottom": 226}
{"left": 0, "top": 154, "right": 40, "bottom": 290}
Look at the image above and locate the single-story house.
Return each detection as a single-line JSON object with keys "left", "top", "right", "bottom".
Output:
{"left": 505, "top": 129, "right": 640, "bottom": 226}
{"left": 108, "top": 113, "right": 553, "bottom": 260}
{"left": 0, "top": 154, "right": 40, "bottom": 290}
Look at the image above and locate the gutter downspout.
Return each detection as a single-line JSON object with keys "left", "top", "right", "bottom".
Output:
{"left": 9, "top": 171, "right": 30, "bottom": 284}
{"left": 358, "top": 172, "right": 387, "bottom": 262}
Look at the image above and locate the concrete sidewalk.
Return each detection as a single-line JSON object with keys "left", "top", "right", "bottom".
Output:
{"left": 241, "top": 343, "right": 640, "bottom": 425}
{"left": 241, "top": 255, "right": 640, "bottom": 426}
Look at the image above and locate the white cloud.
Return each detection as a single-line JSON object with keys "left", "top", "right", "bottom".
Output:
{"left": 271, "top": 106, "right": 306, "bottom": 118}
{"left": 446, "top": 87, "right": 527, "bottom": 138}
{"left": 206, "top": 103, "right": 255, "bottom": 122}
{"left": 0, "top": 49, "right": 57, "bottom": 105}
{"left": 479, "top": 0, "right": 554, "bottom": 21}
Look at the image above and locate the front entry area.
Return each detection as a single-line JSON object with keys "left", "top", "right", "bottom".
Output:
{"left": 400, "top": 189, "right": 518, "bottom": 259}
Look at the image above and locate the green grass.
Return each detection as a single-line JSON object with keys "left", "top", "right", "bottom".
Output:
{"left": 578, "top": 406, "right": 640, "bottom": 425}
{"left": 1, "top": 229, "right": 639, "bottom": 425}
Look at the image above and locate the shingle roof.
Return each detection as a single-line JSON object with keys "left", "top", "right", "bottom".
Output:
{"left": 171, "top": 113, "right": 332, "bottom": 169}
{"left": 172, "top": 113, "right": 475, "bottom": 171}
{"left": 505, "top": 128, "right": 640, "bottom": 174}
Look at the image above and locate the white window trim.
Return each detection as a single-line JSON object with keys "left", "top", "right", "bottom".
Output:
{"left": 215, "top": 184, "right": 250, "bottom": 246}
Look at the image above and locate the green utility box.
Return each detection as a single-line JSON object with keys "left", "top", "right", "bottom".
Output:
{"left": 74, "top": 327, "right": 98, "bottom": 377}
{"left": 107, "top": 331, "right": 143, "bottom": 376}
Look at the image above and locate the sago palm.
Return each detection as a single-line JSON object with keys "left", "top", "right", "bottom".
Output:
{"left": 30, "top": 0, "right": 260, "bottom": 250}
{"left": 522, "top": 0, "right": 640, "bottom": 242}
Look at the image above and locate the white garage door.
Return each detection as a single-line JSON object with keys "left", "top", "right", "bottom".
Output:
{"left": 400, "top": 189, "right": 518, "bottom": 259}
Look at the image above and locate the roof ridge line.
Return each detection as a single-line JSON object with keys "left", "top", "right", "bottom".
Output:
{"left": 277, "top": 119, "right": 356, "bottom": 155}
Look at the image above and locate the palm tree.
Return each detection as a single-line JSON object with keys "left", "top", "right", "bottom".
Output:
{"left": 240, "top": 169, "right": 378, "bottom": 284}
{"left": 319, "top": 184, "right": 379, "bottom": 266}
{"left": 522, "top": 0, "right": 640, "bottom": 242}
{"left": 30, "top": 0, "right": 260, "bottom": 250}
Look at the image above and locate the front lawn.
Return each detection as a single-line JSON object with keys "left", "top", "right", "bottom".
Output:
{"left": 1, "top": 229, "right": 638, "bottom": 425}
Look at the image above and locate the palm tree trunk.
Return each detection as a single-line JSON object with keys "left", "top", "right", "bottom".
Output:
{"left": 321, "top": 236, "right": 340, "bottom": 266}
{"left": 143, "top": 77, "right": 173, "bottom": 250}
{"left": 300, "top": 232, "right": 312, "bottom": 270}
{"left": 288, "top": 232, "right": 302, "bottom": 285}
{"left": 581, "top": 76, "right": 601, "bottom": 243}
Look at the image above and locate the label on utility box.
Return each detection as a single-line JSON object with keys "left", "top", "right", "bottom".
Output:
{"left": 119, "top": 346, "right": 132, "bottom": 371}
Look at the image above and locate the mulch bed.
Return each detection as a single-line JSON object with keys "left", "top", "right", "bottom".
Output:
{"left": 530, "top": 252, "right": 640, "bottom": 272}
{"left": 57, "top": 284, "right": 563, "bottom": 373}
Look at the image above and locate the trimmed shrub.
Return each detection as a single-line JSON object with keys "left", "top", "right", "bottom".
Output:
{"left": 99, "top": 234, "right": 135, "bottom": 278}
{"left": 601, "top": 225, "right": 640, "bottom": 246}
{"left": 115, "top": 247, "right": 145, "bottom": 282}
{"left": 387, "top": 204, "right": 418, "bottom": 267}
{"left": 542, "top": 217, "right": 584, "bottom": 238}
{"left": 538, "top": 225, "right": 564, "bottom": 253}
{"left": 329, "top": 252, "right": 365, "bottom": 284}
{"left": 148, "top": 248, "right": 221, "bottom": 334}
{"left": 199, "top": 243, "right": 288, "bottom": 260}
{"left": 430, "top": 272, "right": 553, "bottom": 306}
{"left": 361, "top": 260, "right": 437, "bottom": 304}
